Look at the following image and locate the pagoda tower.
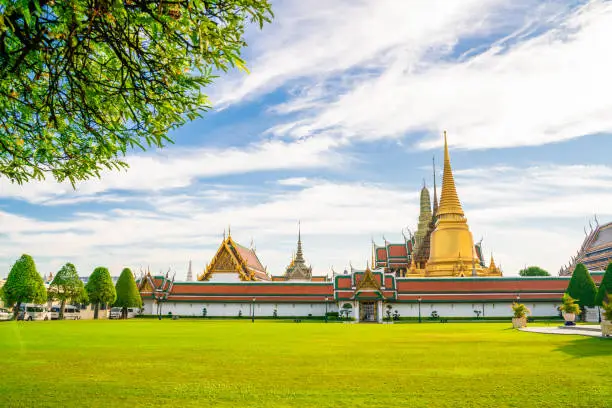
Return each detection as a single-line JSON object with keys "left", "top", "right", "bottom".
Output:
{"left": 413, "top": 181, "right": 432, "bottom": 253}
{"left": 186, "top": 260, "right": 193, "bottom": 281}
{"left": 412, "top": 157, "right": 439, "bottom": 271}
{"left": 426, "top": 131, "right": 483, "bottom": 277}
{"left": 284, "top": 222, "right": 313, "bottom": 280}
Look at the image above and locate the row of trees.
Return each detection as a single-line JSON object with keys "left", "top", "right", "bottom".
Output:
{"left": 0, "top": 254, "right": 142, "bottom": 320}
{"left": 566, "top": 262, "right": 612, "bottom": 308}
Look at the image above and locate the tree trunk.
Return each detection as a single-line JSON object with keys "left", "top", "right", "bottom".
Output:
{"left": 94, "top": 303, "right": 99, "bottom": 320}
{"left": 122, "top": 307, "right": 127, "bottom": 319}
{"left": 59, "top": 299, "right": 66, "bottom": 320}
{"left": 13, "top": 301, "right": 21, "bottom": 321}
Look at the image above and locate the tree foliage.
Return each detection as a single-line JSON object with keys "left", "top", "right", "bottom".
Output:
{"left": 85, "top": 266, "right": 116, "bottom": 319}
{"left": 518, "top": 266, "right": 550, "bottom": 277}
{"left": 0, "top": 0, "right": 273, "bottom": 185}
{"left": 114, "top": 267, "right": 142, "bottom": 317}
{"left": 48, "top": 262, "right": 88, "bottom": 319}
{"left": 566, "top": 263, "right": 597, "bottom": 307}
{"left": 560, "top": 293, "right": 581, "bottom": 315}
{"left": 0, "top": 254, "right": 46, "bottom": 318}
{"left": 595, "top": 262, "right": 612, "bottom": 306}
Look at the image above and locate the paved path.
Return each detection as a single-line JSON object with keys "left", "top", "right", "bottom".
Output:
{"left": 520, "top": 325, "right": 610, "bottom": 338}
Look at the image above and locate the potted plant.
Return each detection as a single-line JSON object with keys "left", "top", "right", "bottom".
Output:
{"left": 560, "top": 293, "right": 580, "bottom": 325}
{"left": 511, "top": 302, "right": 530, "bottom": 328}
{"left": 601, "top": 294, "right": 612, "bottom": 337}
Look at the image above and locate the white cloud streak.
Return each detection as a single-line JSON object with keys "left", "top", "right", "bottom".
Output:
{"left": 2, "top": 163, "right": 612, "bottom": 279}
{"left": 217, "top": 0, "right": 612, "bottom": 150}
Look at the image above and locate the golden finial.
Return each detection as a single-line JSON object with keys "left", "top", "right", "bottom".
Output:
{"left": 228, "top": 225, "right": 231, "bottom": 238}
{"left": 437, "top": 130, "right": 465, "bottom": 218}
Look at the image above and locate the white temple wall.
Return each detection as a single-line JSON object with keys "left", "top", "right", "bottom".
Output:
{"left": 142, "top": 299, "right": 563, "bottom": 318}
{"left": 143, "top": 300, "right": 338, "bottom": 317}
{"left": 389, "top": 302, "right": 562, "bottom": 318}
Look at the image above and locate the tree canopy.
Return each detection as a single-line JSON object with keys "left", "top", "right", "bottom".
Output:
{"left": 85, "top": 266, "right": 116, "bottom": 319}
{"left": 114, "top": 268, "right": 142, "bottom": 315}
{"left": 566, "top": 263, "right": 597, "bottom": 308}
{"left": 0, "top": 1, "right": 273, "bottom": 185}
{"left": 0, "top": 254, "right": 47, "bottom": 318}
{"left": 518, "top": 266, "right": 550, "bottom": 277}
{"left": 595, "top": 262, "right": 612, "bottom": 306}
{"left": 48, "top": 262, "right": 88, "bottom": 318}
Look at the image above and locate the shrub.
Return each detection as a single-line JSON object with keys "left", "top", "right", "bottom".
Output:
{"left": 511, "top": 302, "right": 531, "bottom": 318}
{"left": 114, "top": 268, "right": 142, "bottom": 318}
{"left": 560, "top": 293, "right": 581, "bottom": 315}
{"left": 566, "top": 263, "right": 597, "bottom": 307}
{"left": 595, "top": 262, "right": 612, "bottom": 306}
{"left": 1, "top": 254, "right": 47, "bottom": 319}
{"left": 601, "top": 294, "right": 612, "bottom": 321}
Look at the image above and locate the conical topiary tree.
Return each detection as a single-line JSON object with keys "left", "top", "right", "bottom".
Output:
{"left": 48, "top": 263, "right": 88, "bottom": 319}
{"left": 114, "top": 268, "right": 143, "bottom": 319}
{"left": 85, "top": 267, "right": 116, "bottom": 319}
{"left": 595, "top": 262, "right": 612, "bottom": 306}
{"left": 566, "top": 263, "right": 597, "bottom": 308}
{"left": 0, "top": 254, "right": 47, "bottom": 320}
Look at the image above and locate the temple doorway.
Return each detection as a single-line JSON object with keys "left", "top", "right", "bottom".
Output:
{"left": 360, "top": 301, "right": 377, "bottom": 322}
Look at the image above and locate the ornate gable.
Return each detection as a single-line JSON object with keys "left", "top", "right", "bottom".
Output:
{"left": 199, "top": 233, "right": 269, "bottom": 281}
{"left": 356, "top": 267, "right": 382, "bottom": 291}
{"left": 199, "top": 239, "right": 251, "bottom": 281}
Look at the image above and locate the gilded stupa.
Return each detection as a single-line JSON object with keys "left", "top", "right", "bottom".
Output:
{"left": 426, "top": 131, "right": 495, "bottom": 277}
{"left": 371, "top": 131, "right": 501, "bottom": 277}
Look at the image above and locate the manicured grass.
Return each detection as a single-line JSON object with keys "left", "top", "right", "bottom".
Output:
{"left": 0, "top": 320, "right": 610, "bottom": 407}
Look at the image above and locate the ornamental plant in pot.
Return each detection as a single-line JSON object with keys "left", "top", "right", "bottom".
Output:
{"left": 601, "top": 294, "right": 612, "bottom": 337}
{"left": 560, "top": 293, "right": 580, "bottom": 325}
{"left": 511, "top": 302, "right": 530, "bottom": 328}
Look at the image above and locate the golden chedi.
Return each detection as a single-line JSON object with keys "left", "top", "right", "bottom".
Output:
{"left": 426, "top": 131, "right": 483, "bottom": 277}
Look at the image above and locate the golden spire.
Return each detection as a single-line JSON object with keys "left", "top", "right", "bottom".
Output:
{"left": 437, "top": 131, "right": 465, "bottom": 218}
{"left": 489, "top": 254, "right": 497, "bottom": 270}
{"left": 432, "top": 155, "right": 438, "bottom": 217}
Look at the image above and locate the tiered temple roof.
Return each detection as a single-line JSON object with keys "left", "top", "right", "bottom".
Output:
{"left": 560, "top": 218, "right": 612, "bottom": 275}
{"left": 283, "top": 224, "right": 313, "bottom": 280}
{"left": 198, "top": 231, "right": 269, "bottom": 281}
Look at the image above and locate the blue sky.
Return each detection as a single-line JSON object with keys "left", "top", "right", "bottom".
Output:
{"left": 2, "top": 0, "right": 612, "bottom": 279}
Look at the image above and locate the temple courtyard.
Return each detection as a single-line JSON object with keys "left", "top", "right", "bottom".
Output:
{"left": 0, "top": 320, "right": 610, "bottom": 407}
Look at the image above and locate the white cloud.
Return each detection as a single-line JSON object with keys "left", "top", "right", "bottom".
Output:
{"left": 2, "top": 162, "right": 612, "bottom": 279}
{"left": 0, "top": 136, "right": 342, "bottom": 204}
{"left": 216, "top": 0, "right": 612, "bottom": 150}
{"left": 215, "top": 0, "right": 511, "bottom": 107}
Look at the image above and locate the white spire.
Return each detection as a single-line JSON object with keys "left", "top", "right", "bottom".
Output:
{"left": 186, "top": 260, "right": 193, "bottom": 281}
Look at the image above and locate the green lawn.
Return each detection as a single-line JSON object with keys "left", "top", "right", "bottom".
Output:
{"left": 0, "top": 320, "right": 610, "bottom": 408}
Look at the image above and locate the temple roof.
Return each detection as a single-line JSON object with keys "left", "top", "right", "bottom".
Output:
{"left": 561, "top": 220, "right": 612, "bottom": 275}
{"left": 199, "top": 233, "right": 270, "bottom": 281}
{"left": 234, "top": 242, "right": 266, "bottom": 275}
{"left": 284, "top": 224, "right": 313, "bottom": 280}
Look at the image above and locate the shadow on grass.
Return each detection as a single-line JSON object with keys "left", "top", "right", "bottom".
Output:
{"left": 555, "top": 337, "right": 612, "bottom": 358}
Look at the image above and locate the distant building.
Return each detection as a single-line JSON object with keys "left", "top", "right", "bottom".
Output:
{"left": 0, "top": 278, "right": 5, "bottom": 308}
{"left": 560, "top": 218, "right": 612, "bottom": 275}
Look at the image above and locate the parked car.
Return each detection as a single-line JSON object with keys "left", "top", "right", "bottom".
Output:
{"left": 50, "top": 305, "right": 81, "bottom": 320}
{"left": 109, "top": 307, "right": 139, "bottom": 319}
{"left": 17, "top": 304, "right": 50, "bottom": 321}
{"left": 0, "top": 308, "right": 11, "bottom": 321}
